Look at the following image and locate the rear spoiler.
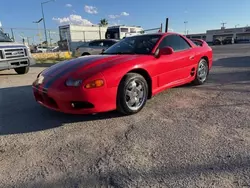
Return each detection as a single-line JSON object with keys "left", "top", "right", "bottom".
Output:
{"left": 190, "top": 39, "right": 207, "bottom": 47}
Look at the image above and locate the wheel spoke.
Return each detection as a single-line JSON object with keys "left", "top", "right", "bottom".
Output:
{"left": 137, "top": 84, "right": 142, "bottom": 90}
{"left": 135, "top": 98, "right": 140, "bottom": 106}
{"left": 126, "top": 90, "right": 133, "bottom": 98}
{"left": 128, "top": 98, "right": 136, "bottom": 106}
{"left": 138, "top": 90, "right": 144, "bottom": 99}
{"left": 129, "top": 81, "right": 136, "bottom": 89}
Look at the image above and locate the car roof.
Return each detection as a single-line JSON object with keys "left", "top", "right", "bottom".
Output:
{"left": 92, "top": 39, "right": 119, "bottom": 42}
{"left": 127, "top": 32, "right": 181, "bottom": 37}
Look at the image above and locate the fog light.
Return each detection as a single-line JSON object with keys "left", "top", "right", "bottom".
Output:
{"left": 71, "top": 101, "right": 94, "bottom": 109}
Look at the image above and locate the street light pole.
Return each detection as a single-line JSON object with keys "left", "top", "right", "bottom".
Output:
{"left": 33, "top": 18, "right": 43, "bottom": 45}
{"left": 184, "top": 21, "right": 188, "bottom": 35}
{"left": 41, "top": 0, "right": 55, "bottom": 46}
{"left": 41, "top": 3, "right": 47, "bottom": 45}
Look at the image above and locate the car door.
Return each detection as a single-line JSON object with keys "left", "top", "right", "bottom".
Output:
{"left": 156, "top": 34, "right": 196, "bottom": 87}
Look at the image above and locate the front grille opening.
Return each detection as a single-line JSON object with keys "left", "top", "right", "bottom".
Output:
{"left": 34, "top": 91, "right": 58, "bottom": 109}
{"left": 71, "top": 101, "right": 94, "bottom": 109}
{"left": 11, "top": 62, "right": 20, "bottom": 66}
{"left": 20, "top": 61, "right": 28, "bottom": 65}
{"left": 24, "top": 49, "right": 27, "bottom": 56}
{"left": 0, "top": 50, "right": 3, "bottom": 59}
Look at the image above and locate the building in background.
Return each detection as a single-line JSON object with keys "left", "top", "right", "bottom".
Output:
{"left": 58, "top": 24, "right": 108, "bottom": 51}
{"left": 187, "top": 26, "right": 250, "bottom": 44}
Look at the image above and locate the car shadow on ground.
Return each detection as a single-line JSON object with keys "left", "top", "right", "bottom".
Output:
{"left": 0, "top": 73, "right": 19, "bottom": 76}
{"left": 31, "top": 62, "right": 57, "bottom": 68}
{"left": 0, "top": 85, "right": 122, "bottom": 135}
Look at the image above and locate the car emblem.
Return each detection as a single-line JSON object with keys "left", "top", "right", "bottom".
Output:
{"left": 12, "top": 51, "right": 22, "bottom": 55}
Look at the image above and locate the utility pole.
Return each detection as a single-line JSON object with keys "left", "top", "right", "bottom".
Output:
{"left": 184, "top": 21, "right": 188, "bottom": 35}
{"left": 33, "top": 18, "right": 43, "bottom": 45}
{"left": 41, "top": 0, "right": 55, "bottom": 46}
{"left": 221, "top": 22, "right": 227, "bottom": 28}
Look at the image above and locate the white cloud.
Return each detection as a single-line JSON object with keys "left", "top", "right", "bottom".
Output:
{"left": 108, "top": 12, "right": 129, "bottom": 19}
{"left": 52, "top": 14, "right": 93, "bottom": 26}
{"left": 65, "top": 4, "right": 72, "bottom": 8}
{"left": 109, "top": 20, "right": 121, "bottom": 26}
{"left": 121, "top": 12, "right": 129, "bottom": 16}
{"left": 84, "top": 5, "right": 98, "bottom": 14}
{"left": 108, "top": 14, "right": 120, "bottom": 19}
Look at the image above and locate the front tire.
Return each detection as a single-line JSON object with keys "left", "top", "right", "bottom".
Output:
{"left": 14, "top": 66, "right": 29, "bottom": 74}
{"left": 117, "top": 73, "right": 148, "bottom": 115}
{"left": 193, "top": 59, "right": 209, "bottom": 85}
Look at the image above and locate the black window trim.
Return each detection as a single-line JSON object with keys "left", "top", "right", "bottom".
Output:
{"left": 158, "top": 34, "right": 193, "bottom": 53}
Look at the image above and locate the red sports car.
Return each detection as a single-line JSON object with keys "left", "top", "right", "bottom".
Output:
{"left": 32, "top": 33, "right": 213, "bottom": 115}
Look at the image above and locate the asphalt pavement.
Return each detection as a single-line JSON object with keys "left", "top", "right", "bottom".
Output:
{"left": 0, "top": 44, "right": 249, "bottom": 188}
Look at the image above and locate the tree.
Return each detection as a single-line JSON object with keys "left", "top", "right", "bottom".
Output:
{"left": 99, "top": 19, "right": 108, "bottom": 26}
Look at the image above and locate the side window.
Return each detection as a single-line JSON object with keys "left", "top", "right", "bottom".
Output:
{"left": 159, "top": 35, "right": 191, "bottom": 51}
{"left": 103, "top": 40, "right": 116, "bottom": 47}
{"left": 178, "top": 36, "right": 191, "bottom": 50}
{"left": 89, "top": 41, "right": 103, "bottom": 47}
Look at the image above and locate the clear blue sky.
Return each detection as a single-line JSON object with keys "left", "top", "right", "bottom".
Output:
{"left": 0, "top": 0, "right": 249, "bottom": 37}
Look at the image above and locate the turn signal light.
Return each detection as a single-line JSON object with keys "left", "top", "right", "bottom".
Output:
{"left": 85, "top": 79, "right": 104, "bottom": 89}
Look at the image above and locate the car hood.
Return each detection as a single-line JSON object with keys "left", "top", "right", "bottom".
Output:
{"left": 42, "top": 54, "right": 141, "bottom": 79}
{"left": 0, "top": 42, "right": 26, "bottom": 48}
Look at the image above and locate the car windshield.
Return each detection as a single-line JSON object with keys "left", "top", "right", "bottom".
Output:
{"left": 0, "top": 30, "right": 12, "bottom": 42}
{"left": 103, "top": 34, "right": 162, "bottom": 55}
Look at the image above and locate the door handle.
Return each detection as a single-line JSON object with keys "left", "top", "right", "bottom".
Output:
{"left": 189, "top": 55, "right": 195, "bottom": 60}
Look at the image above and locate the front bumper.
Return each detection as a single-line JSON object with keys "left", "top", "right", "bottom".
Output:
{"left": 32, "top": 83, "right": 117, "bottom": 114}
{"left": 0, "top": 56, "right": 36, "bottom": 70}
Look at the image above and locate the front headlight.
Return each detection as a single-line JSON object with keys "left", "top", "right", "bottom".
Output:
{"left": 65, "top": 79, "right": 83, "bottom": 87}
{"left": 33, "top": 72, "right": 44, "bottom": 85}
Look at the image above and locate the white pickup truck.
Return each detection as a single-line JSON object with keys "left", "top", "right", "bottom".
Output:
{"left": 0, "top": 30, "right": 35, "bottom": 74}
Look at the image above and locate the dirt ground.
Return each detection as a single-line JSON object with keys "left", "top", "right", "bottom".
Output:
{"left": 0, "top": 44, "right": 250, "bottom": 188}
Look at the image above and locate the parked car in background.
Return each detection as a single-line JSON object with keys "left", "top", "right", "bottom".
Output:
{"left": 48, "top": 46, "right": 59, "bottom": 52}
{"left": 222, "top": 37, "right": 234, "bottom": 45}
{"left": 0, "top": 29, "right": 35, "bottom": 74}
{"left": 74, "top": 39, "right": 118, "bottom": 57}
{"left": 36, "top": 46, "right": 49, "bottom": 53}
{"left": 213, "top": 38, "right": 222, "bottom": 45}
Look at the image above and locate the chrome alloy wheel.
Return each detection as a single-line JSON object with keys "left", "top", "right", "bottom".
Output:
{"left": 125, "top": 79, "right": 146, "bottom": 111}
{"left": 197, "top": 60, "right": 208, "bottom": 83}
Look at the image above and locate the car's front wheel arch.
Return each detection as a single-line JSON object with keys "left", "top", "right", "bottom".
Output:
{"left": 127, "top": 68, "right": 152, "bottom": 99}
{"left": 116, "top": 71, "right": 149, "bottom": 115}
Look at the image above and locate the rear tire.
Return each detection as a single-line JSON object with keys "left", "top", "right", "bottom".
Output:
{"left": 193, "top": 59, "right": 209, "bottom": 85}
{"left": 14, "top": 66, "right": 29, "bottom": 74}
{"left": 117, "top": 73, "right": 148, "bottom": 115}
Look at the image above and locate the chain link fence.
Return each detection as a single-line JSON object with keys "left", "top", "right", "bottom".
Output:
{"left": 1, "top": 25, "right": 163, "bottom": 53}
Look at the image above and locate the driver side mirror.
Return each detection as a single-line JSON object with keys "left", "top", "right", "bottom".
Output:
{"left": 155, "top": 46, "right": 174, "bottom": 58}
